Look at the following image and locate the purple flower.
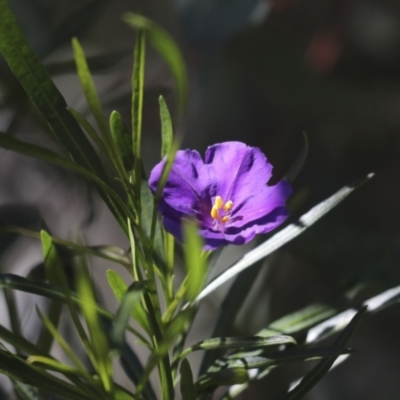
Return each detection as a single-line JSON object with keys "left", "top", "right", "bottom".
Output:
{"left": 149, "top": 141, "right": 292, "bottom": 250}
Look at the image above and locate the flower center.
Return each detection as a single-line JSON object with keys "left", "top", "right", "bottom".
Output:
{"left": 210, "top": 196, "right": 233, "bottom": 224}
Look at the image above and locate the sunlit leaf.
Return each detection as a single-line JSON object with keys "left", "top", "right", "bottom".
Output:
{"left": 279, "top": 307, "right": 367, "bottom": 400}
{"left": 76, "top": 260, "right": 113, "bottom": 393}
{"left": 182, "top": 220, "right": 206, "bottom": 302}
{"left": 195, "top": 174, "right": 374, "bottom": 303}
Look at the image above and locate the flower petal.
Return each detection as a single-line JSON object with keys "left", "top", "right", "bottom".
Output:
{"left": 205, "top": 142, "right": 273, "bottom": 205}
{"left": 229, "top": 179, "right": 292, "bottom": 228}
{"left": 149, "top": 149, "right": 211, "bottom": 218}
{"left": 200, "top": 206, "right": 289, "bottom": 249}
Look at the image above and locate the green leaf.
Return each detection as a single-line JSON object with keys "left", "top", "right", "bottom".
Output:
{"left": 115, "top": 391, "right": 135, "bottom": 400}
{"left": 159, "top": 95, "right": 173, "bottom": 157}
{"left": 0, "top": 0, "right": 128, "bottom": 233}
{"left": 268, "top": 304, "right": 337, "bottom": 334}
{"left": 0, "top": 132, "right": 131, "bottom": 229}
{"left": 123, "top": 13, "right": 188, "bottom": 115}
{"left": 110, "top": 282, "right": 145, "bottom": 349}
{"left": 119, "top": 342, "right": 157, "bottom": 400}
{"left": 3, "top": 225, "right": 131, "bottom": 268}
{"left": 72, "top": 37, "right": 109, "bottom": 137}
{"left": 279, "top": 307, "right": 367, "bottom": 400}
{"left": 12, "top": 381, "right": 44, "bottom": 400}
{"left": 190, "top": 335, "right": 296, "bottom": 353}
{"left": 140, "top": 181, "right": 165, "bottom": 264}
{"left": 106, "top": 269, "right": 150, "bottom": 335}
{"left": 0, "top": 274, "right": 145, "bottom": 340}
{"left": 0, "top": 350, "right": 92, "bottom": 400}
{"left": 110, "top": 110, "right": 134, "bottom": 170}
{"left": 0, "top": 0, "right": 104, "bottom": 178}
{"left": 182, "top": 220, "right": 206, "bottom": 302}
{"left": 36, "top": 308, "right": 89, "bottom": 375}
{"left": 195, "top": 174, "right": 375, "bottom": 303}
{"left": 180, "top": 359, "right": 196, "bottom": 400}
{"left": 4, "top": 288, "right": 20, "bottom": 336}
{"left": 131, "top": 29, "right": 146, "bottom": 199}
{"left": 68, "top": 107, "right": 108, "bottom": 155}
{"left": 199, "top": 261, "right": 264, "bottom": 376}
{"left": 76, "top": 260, "right": 113, "bottom": 394}
{"left": 27, "top": 356, "right": 84, "bottom": 375}
{"left": 0, "top": 323, "right": 46, "bottom": 356}
{"left": 196, "top": 368, "right": 249, "bottom": 391}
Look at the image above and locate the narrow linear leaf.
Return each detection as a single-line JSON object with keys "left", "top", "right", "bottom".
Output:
{"left": 183, "top": 220, "right": 206, "bottom": 301}
{"left": 36, "top": 308, "right": 89, "bottom": 375}
{"left": 0, "top": 351, "right": 92, "bottom": 400}
{"left": 119, "top": 342, "right": 157, "bottom": 400}
{"left": 199, "top": 261, "right": 264, "bottom": 376}
{"left": 195, "top": 174, "right": 374, "bottom": 303}
{"left": 191, "top": 335, "right": 296, "bottom": 353}
{"left": 68, "top": 107, "right": 108, "bottom": 154}
{"left": 279, "top": 307, "right": 367, "bottom": 400}
{"left": 27, "top": 356, "right": 83, "bottom": 375}
{"left": 0, "top": 0, "right": 105, "bottom": 176}
{"left": 159, "top": 95, "right": 173, "bottom": 157}
{"left": 269, "top": 303, "right": 337, "bottom": 335}
{"left": 106, "top": 269, "right": 151, "bottom": 335}
{"left": 0, "top": 132, "right": 131, "bottom": 227}
{"left": 72, "top": 37, "right": 109, "bottom": 136}
{"left": 3, "top": 225, "right": 130, "bottom": 267}
{"left": 131, "top": 29, "right": 145, "bottom": 199}
{"left": 180, "top": 359, "right": 196, "bottom": 400}
{"left": 110, "top": 110, "right": 133, "bottom": 170}
{"left": 110, "top": 282, "right": 145, "bottom": 349}
{"left": 76, "top": 261, "right": 113, "bottom": 393}
{"left": 0, "top": 0, "right": 128, "bottom": 232}
{"left": 0, "top": 324, "right": 46, "bottom": 356}
{"left": 12, "top": 381, "right": 44, "bottom": 400}
{"left": 196, "top": 368, "right": 249, "bottom": 391}
{"left": 123, "top": 13, "right": 188, "bottom": 115}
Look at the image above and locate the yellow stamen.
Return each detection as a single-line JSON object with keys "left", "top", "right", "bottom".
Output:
{"left": 220, "top": 216, "right": 230, "bottom": 224}
{"left": 215, "top": 196, "right": 223, "bottom": 209}
{"left": 223, "top": 200, "right": 233, "bottom": 212}
{"left": 211, "top": 205, "right": 219, "bottom": 219}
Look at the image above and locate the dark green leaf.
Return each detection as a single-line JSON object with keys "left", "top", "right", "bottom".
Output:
{"left": 106, "top": 269, "right": 150, "bottom": 335}
{"left": 180, "top": 359, "right": 196, "bottom": 400}
{"left": 110, "top": 282, "right": 145, "bottom": 349}
{"left": 0, "top": 0, "right": 104, "bottom": 178}
{"left": 279, "top": 307, "right": 367, "bottom": 400}
{"left": 119, "top": 342, "right": 157, "bottom": 400}
{"left": 0, "top": 350, "right": 92, "bottom": 400}
{"left": 12, "top": 381, "right": 44, "bottom": 400}
{"left": 110, "top": 110, "right": 134, "bottom": 170}
{"left": 0, "top": 0, "right": 128, "bottom": 232}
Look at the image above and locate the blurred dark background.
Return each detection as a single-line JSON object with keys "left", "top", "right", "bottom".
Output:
{"left": 1, "top": 0, "right": 400, "bottom": 398}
